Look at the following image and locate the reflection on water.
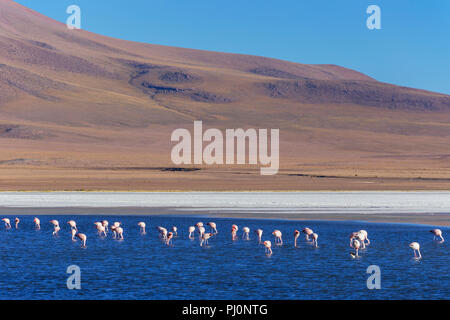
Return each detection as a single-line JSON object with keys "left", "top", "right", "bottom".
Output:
{"left": 0, "top": 216, "right": 448, "bottom": 300}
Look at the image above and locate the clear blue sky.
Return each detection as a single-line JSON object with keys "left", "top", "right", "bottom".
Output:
{"left": 16, "top": 0, "right": 450, "bottom": 94}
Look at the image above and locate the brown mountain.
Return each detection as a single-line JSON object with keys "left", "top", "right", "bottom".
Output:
{"left": 0, "top": 0, "right": 449, "bottom": 191}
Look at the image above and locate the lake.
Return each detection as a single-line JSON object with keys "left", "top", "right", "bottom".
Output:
{"left": 0, "top": 215, "right": 448, "bottom": 300}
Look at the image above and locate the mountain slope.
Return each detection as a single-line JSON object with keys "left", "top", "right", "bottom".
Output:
{"left": 0, "top": 0, "right": 449, "bottom": 191}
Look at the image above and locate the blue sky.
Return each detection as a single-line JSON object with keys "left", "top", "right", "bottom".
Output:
{"left": 16, "top": 0, "right": 450, "bottom": 94}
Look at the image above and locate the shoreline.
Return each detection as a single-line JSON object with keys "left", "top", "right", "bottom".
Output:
{"left": 0, "top": 206, "right": 449, "bottom": 228}
{"left": 0, "top": 191, "right": 448, "bottom": 227}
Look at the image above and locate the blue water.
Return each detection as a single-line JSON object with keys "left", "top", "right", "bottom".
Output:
{"left": 0, "top": 215, "right": 448, "bottom": 300}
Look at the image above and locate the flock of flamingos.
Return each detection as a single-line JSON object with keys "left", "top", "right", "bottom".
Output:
{"left": 1, "top": 217, "right": 445, "bottom": 259}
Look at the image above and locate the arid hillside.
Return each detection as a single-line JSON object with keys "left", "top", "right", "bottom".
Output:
{"left": 0, "top": 0, "right": 449, "bottom": 191}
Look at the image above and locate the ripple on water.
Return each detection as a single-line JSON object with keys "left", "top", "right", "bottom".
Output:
{"left": 0, "top": 216, "right": 448, "bottom": 300}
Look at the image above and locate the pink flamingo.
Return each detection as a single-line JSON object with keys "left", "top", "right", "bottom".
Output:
{"left": 188, "top": 226, "right": 195, "bottom": 239}
{"left": 102, "top": 220, "right": 109, "bottom": 232}
{"left": 255, "top": 229, "right": 263, "bottom": 243}
{"left": 409, "top": 242, "right": 421, "bottom": 259}
{"left": 111, "top": 225, "right": 117, "bottom": 238}
{"left": 138, "top": 222, "right": 146, "bottom": 234}
{"left": 200, "top": 233, "right": 213, "bottom": 246}
{"left": 231, "top": 225, "right": 238, "bottom": 241}
{"left": 94, "top": 222, "right": 106, "bottom": 236}
{"left": 196, "top": 222, "right": 204, "bottom": 228}
{"left": 76, "top": 233, "right": 87, "bottom": 248}
{"left": 166, "top": 232, "right": 174, "bottom": 246}
{"left": 33, "top": 217, "right": 41, "bottom": 230}
{"left": 14, "top": 218, "right": 20, "bottom": 229}
{"left": 359, "top": 230, "right": 370, "bottom": 245}
{"left": 50, "top": 220, "right": 60, "bottom": 235}
{"left": 207, "top": 222, "right": 218, "bottom": 234}
{"left": 356, "top": 232, "right": 366, "bottom": 249}
{"left": 115, "top": 226, "right": 124, "bottom": 240}
{"left": 198, "top": 226, "right": 206, "bottom": 239}
{"left": 53, "top": 225, "right": 61, "bottom": 236}
{"left": 302, "top": 228, "right": 313, "bottom": 241}
{"left": 2, "top": 218, "right": 11, "bottom": 229}
{"left": 294, "top": 230, "right": 301, "bottom": 247}
{"left": 311, "top": 233, "right": 319, "bottom": 247}
{"left": 350, "top": 231, "right": 366, "bottom": 249}
{"left": 71, "top": 228, "right": 77, "bottom": 241}
{"left": 196, "top": 222, "right": 205, "bottom": 238}
{"left": 430, "top": 229, "right": 444, "bottom": 242}
{"left": 272, "top": 230, "right": 283, "bottom": 245}
{"left": 242, "top": 227, "right": 250, "bottom": 240}
{"left": 67, "top": 220, "right": 77, "bottom": 231}
{"left": 350, "top": 239, "right": 361, "bottom": 258}
{"left": 263, "top": 241, "right": 272, "bottom": 255}
{"left": 157, "top": 227, "right": 167, "bottom": 240}
{"left": 111, "top": 225, "right": 124, "bottom": 239}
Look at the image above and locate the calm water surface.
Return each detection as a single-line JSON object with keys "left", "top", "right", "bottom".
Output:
{"left": 0, "top": 216, "right": 448, "bottom": 300}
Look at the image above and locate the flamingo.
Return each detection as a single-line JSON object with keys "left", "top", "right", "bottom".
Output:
{"left": 255, "top": 229, "right": 263, "bottom": 243}
{"left": 350, "top": 231, "right": 366, "bottom": 249}
{"left": 113, "top": 222, "right": 121, "bottom": 228}
{"left": 200, "top": 233, "right": 213, "bottom": 246}
{"left": 350, "top": 239, "right": 361, "bottom": 258}
{"left": 138, "top": 222, "right": 146, "bottom": 234}
{"left": 166, "top": 232, "right": 174, "bottom": 246}
{"left": 71, "top": 228, "right": 77, "bottom": 241}
{"left": 67, "top": 220, "right": 77, "bottom": 231}
{"left": 242, "top": 227, "right": 250, "bottom": 240}
{"left": 359, "top": 230, "right": 370, "bottom": 245}
{"left": 207, "top": 222, "right": 218, "bottom": 234}
{"left": 94, "top": 222, "right": 107, "bottom": 236}
{"left": 263, "top": 241, "right": 272, "bottom": 255}
{"left": 430, "top": 229, "right": 444, "bottom": 242}
{"left": 14, "top": 218, "right": 20, "bottom": 229}
{"left": 50, "top": 220, "right": 59, "bottom": 227}
{"left": 102, "top": 220, "right": 109, "bottom": 232}
{"left": 50, "top": 220, "right": 60, "bottom": 235}
{"left": 196, "top": 222, "right": 204, "bottom": 228}
{"left": 157, "top": 227, "right": 167, "bottom": 240}
{"left": 111, "top": 225, "right": 118, "bottom": 238}
{"left": 349, "top": 232, "right": 359, "bottom": 246}
{"left": 294, "top": 230, "right": 300, "bottom": 247}
{"left": 231, "top": 225, "right": 238, "bottom": 241}
{"left": 76, "top": 233, "right": 87, "bottom": 248}
{"left": 2, "top": 218, "right": 11, "bottom": 229}
{"left": 33, "top": 217, "right": 41, "bottom": 230}
{"left": 409, "top": 242, "right": 422, "bottom": 259}
{"left": 188, "top": 226, "right": 195, "bottom": 239}
{"left": 115, "top": 227, "right": 124, "bottom": 240}
{"left": 311, "top": 233, "right": 319, "bottom": 247}
{"left": 302, "top": 228, "right": 313, "bottom": 241}
{"left": 272, "top": 230, "right": 283, "bottom": 245}
{"left": 355, "top": 232, "right": 366, "bottom": 249}
{"left": 172, "top": 226, "right": 178, "bottom": 236}
{"left": 52, "top": 225, "right": 61, "bottom": 236}
{"left": 198, "top": 226, "right": 206, "bottom": 239}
